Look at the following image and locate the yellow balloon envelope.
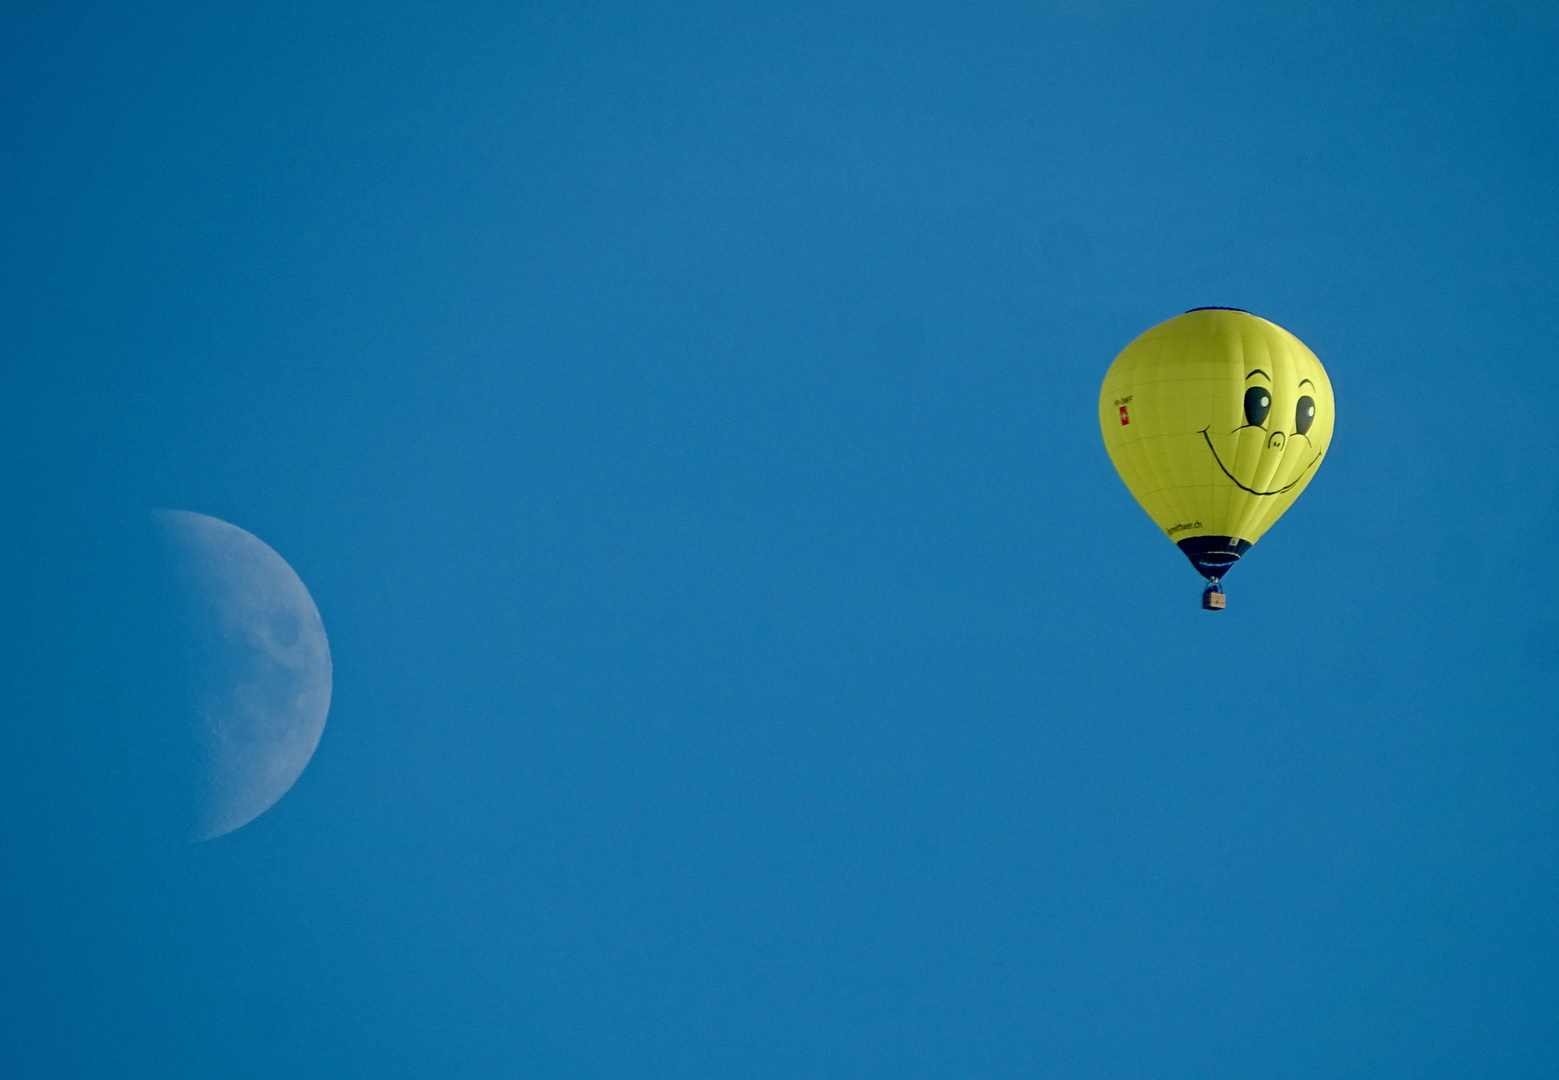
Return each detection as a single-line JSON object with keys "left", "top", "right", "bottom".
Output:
{"left": 1098, "top": 308, "right": 1334, "bottom": 606}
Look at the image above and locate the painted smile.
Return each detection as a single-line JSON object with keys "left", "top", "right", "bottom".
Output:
{"left": 1199, "top": 427, "right": 1322, "bottom": 497}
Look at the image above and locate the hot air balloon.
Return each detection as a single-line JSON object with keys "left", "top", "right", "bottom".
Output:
{"left": 1099, "top": 308, "right": 1335, "bottom": 609}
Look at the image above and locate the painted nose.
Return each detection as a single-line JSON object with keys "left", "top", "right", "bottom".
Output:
{"left": 1266, "top": 430, "right": 1286, "bottom": 450}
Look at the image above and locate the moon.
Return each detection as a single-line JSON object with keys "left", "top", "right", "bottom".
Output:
{"left": 155, "top": 511, "right": 332, "bottom": 841}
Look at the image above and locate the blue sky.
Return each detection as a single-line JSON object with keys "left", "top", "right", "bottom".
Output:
{"left": 2, "top": 2, "right": 1557, "bottom": 1077}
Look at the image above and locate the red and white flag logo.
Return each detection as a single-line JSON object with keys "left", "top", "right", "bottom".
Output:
{"left": 1119, "top": 405, "right": 1130, "bottom": 425}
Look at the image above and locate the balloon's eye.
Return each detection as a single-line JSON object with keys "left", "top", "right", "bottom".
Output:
{"left": 1295, "top": 395, "right": 1316, "bottom": 436}
{"left": 1243, "top": 386, "right": 1271, "bottom": 428}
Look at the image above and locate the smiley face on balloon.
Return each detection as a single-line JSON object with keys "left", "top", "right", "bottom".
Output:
{"left": 1098, "top": 308, "right": 1335, "bottom": 603}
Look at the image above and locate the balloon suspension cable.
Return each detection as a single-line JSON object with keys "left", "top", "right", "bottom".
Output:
{"left": 1201, "top": 577, "right": 1226, "bottom": 611}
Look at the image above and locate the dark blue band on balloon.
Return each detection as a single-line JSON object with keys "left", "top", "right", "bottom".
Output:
{"left": 1177, "top": 535, "right": 1252, "bottom": 581}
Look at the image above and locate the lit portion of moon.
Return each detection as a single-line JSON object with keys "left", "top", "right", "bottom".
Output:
{"left": 156, "top": 511, "right": 332, "bottom": 841}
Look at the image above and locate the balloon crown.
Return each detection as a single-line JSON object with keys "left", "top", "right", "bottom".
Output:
{"left": 1183, "top": 306, "right": 1250, "bottom": 313}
